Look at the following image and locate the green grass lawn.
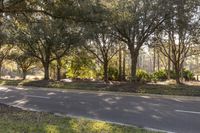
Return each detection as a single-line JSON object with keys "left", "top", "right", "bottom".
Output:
{"left": 0, "top": 104, "right": 153, "bottom": 133}
{"left": 1, "top": 79, "right": 200, "bottom": 96}
{"left": 136, "top": 84, "right": 200, "bottom": 96}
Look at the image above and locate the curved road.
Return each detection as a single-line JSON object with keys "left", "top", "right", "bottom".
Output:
{"left": 0, "top": 86, "right": 200, "bottom": 133}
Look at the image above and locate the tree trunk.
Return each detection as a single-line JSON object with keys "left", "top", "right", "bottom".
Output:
{"left": 118, "top": 46, "right": 122, "bottom": 81}
{"left": 0, "top": 63, "right": 2, "bottom": 79}
{"left": 122, "top": 49, "right": 126, "bottom": 80}
{"left": 50, "top": 65, "right": 56, "bottom": 80}
{"left": 181, "top": 68, "right": 184, "bottom": 82}
{"left": 43, "top": 62, "right": 50, "bottom": 80}
{"left": 180, "top": 60, "right": 185, "bottom": 82}
{"left": 103, "top": 61, "right": 109, "bottom": 83}
{"left": 22, "top": 70, "right": 27, "bottom": 80}
{"left": 130, "top": 52, "right": 139, "bottom": 82}
{"left": 167, "top": 50, "right": 171, "bottom": 80}
{"left": 175, "top": 71, "right": 181, "bottom": 84}
{"left": 57, "top": 65, "right": 61, "bottom": 81}
{"left": 157, "top": 51, "right": 160, "bottom": 71}
{"left": 175, "top": 66, "right": 181, "bottom": 84}
{"left": 153, "top": 47, "right": 156, "bottom": 72}
{"left": 196, "top": 55, "right": 199, "bottom": 68}
{"left": 56, "top": 58, "right": 62, "bottom": 81}
{"left": 168, "top": 35, "right": 171, "bottom": 80}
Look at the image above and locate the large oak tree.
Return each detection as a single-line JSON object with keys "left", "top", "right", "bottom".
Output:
{"left": 110, "top": 0, "right": 168, "bottom": 81}
{"left": 155, "top": 0, "right": 200, "bottom": 84}
{"left": 13, "top": 16, "right": 80, "bottom": 80}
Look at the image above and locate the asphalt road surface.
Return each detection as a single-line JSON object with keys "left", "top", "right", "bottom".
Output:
{"left": 0, "top": 86, "right": 200, "bottom": 133}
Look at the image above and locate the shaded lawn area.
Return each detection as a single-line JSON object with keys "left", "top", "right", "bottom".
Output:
{"left": 0, "top": 103, "right": 151, "bottom": 133}
{"left": 1, "top": 79, "right": 200, "bottom": 96}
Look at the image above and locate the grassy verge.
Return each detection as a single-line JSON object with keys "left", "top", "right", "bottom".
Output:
{"left": 0, "top": 103, "right": 152, "bottom": 133}
{"left": 1, "top": 79, "right": 200, "bottom": 96}
{"left": 136, "top": 84, "right": 200, "bottom": 96}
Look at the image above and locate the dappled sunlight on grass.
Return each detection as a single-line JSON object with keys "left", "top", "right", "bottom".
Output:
{"left": 136, "top": 83, "right": 200, "bottom": 96}
{"left": 69, "top": 119, "right": 81, "bottom": 132}
{"left": 0, "top": 104, "right": 152, "bottom": 133}
{"left": 45, "top": 125, "right": 60, "bottom": 133}
{"left": 90, "top": 121, "right": 111, "bottom": 131}
{"left": 84, "top": 122, "right": 112, "bottom": 133}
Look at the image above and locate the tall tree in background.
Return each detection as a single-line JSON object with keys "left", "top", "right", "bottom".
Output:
{"left": 84, "top": 24, "right": 119, "bottom": 82}
{"left": 118, "top": 45, "right": 122, "bottom": 81}
{"left": 51, "top": 20, "right": 81, "bottom": 81}
{"left": 13, "top": 16, "right": 80, "bottom": 80}
{"left": 0, "top": 44, "right": 13, "bottom": 78}
{"left": 122, "top": 48, "right": 126, "bottom": 80}
{"left": 4, "top": 0, "right": 106, "bottom": 80}
{"left": 0, "top": 20, "right": 11, "bottom": 78}
{"left": 9, "top": 51, "right": 37, "bottom": 80}
{"left": 156, "top": 0, "right": 200, "bottom": 84}
{"left": 110, "top": 0, "right": 168, "bottom": 81}
{"left": 16, "top": 18, "right": 55, "bottom": 80}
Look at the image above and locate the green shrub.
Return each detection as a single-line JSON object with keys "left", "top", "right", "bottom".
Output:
{"left": 136, "top": 69, "right": 151, "bottom": 82}
{"left": 152, "top": 69, "right": 195, "bottom": 81}
{"left": 151, "top": 74, "right": 158, "bottom": 83}
{"left": 108, "top": 67, "right": 118, "bottom": 81}
{"left": 66, "top": 54, "right": 98, "bottom": 79}
{"left": 183, "top": 69, "right": 195, "bottom": 81}
{"left": 153, "top": 70, "right": 167, "bottom": 81}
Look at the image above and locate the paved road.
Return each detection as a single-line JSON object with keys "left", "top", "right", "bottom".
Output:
{"left": 0, "top": 86, "right": 200, "bottom": 133}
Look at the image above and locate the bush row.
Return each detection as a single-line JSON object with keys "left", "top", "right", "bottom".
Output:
{"left": 135, "top": 69, "right": 195, "bottom": 82}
